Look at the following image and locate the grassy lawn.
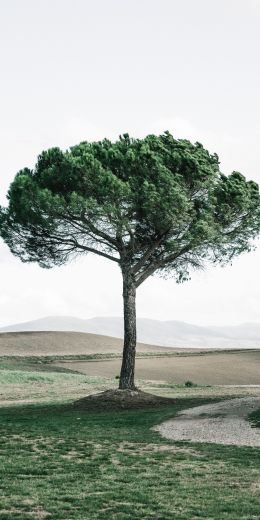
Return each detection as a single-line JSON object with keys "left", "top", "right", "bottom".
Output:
{"left": 0, "top": 360, "right": 259, "bottom": 519}
{"left": 0, "top": 401, "right": 259, "bottom": 518}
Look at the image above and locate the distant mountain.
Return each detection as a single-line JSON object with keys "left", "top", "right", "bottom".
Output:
{"left": 0, "top": 316, "right": 259, "bottom": 348}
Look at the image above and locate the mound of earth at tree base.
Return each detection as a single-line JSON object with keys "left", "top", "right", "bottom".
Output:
{"left": 73, "top": 389, "right": 176, "bottom": 411}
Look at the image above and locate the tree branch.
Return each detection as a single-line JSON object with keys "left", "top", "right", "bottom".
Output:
{"left": 132, "top": 229, "right": 172, "bottom": 275}
{"left": 72, "top": 240, "right": 120, "bottom": 263}
{"left": 63, "top": 215, "right": 119, "bottom": 252}
{"left": 135, "top": 245, "right": 191, "bottom": 287}
{"left": 20, "top": 225, "right": 121, "bottom": 264}
{"left": 80, "top": 211, "right": 120, "bottom": 249}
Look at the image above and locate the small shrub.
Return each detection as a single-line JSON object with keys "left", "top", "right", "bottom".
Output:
{"left": 185, "top": 380, "right": 195, "bottom": 387}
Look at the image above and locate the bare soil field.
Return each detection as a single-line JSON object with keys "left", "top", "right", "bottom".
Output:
{"left": 55, "top": 350, "right": 260, "bottom": 385}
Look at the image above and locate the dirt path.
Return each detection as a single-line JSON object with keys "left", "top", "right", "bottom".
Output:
{"left": 154, "top": 397, "right": 260, "bottom": 447}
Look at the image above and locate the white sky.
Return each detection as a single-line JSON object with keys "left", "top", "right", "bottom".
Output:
{"left": 0, "top": 0, "right": 260, "bottom": 327}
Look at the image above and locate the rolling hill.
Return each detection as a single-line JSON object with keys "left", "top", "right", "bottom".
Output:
{"left": 0, "top": 316, "right": 259, "bottom": 348}
{"left": 0, "top": 331, "right": 172, "bottom": 357}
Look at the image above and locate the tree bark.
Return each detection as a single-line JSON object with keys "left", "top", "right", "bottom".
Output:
{"left": 119, "top": 269, "right": 137, "bottom": 390}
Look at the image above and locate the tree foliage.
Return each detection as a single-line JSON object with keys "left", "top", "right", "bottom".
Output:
{"left": 1, "top": 132, "right": 260, "bottom": 286}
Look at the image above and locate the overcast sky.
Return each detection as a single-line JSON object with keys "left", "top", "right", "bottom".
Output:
{"left": 0, "top": 0, "right": 260, "bottom": 327}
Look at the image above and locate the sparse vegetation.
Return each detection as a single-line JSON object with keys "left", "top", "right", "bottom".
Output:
{"left": 185, "top": 380, "right": 196, "bottom": 387}
{"left": 249, "top": 408, "right": 260, "bottom": 429}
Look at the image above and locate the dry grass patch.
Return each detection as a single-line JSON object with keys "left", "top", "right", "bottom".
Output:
{"left": 116, "top": 441, "right": 199, "bottom": 455}
{"left": 0, "top": 506, "right": 50, "bottom": 519}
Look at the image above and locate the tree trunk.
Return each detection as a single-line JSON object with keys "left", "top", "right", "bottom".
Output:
{"left": 119, "top": 269, "right": 137, "bottom": 390}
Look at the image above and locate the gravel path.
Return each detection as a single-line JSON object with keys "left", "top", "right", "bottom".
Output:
{"left": 154, "top": 397, "right": 260, "bottom": 446}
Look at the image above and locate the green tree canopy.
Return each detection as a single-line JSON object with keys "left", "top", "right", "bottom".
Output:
{"left": 1, "top": 132, "right": 260, "bottom": 389}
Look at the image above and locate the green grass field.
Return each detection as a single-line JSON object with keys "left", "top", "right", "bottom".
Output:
{"left": 0, "top": 360, "right": 259, "bottom": 519}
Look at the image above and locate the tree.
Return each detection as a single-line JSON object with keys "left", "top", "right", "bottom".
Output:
{"left": 0, "top": 133, "right": 260, "bottom": 390}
